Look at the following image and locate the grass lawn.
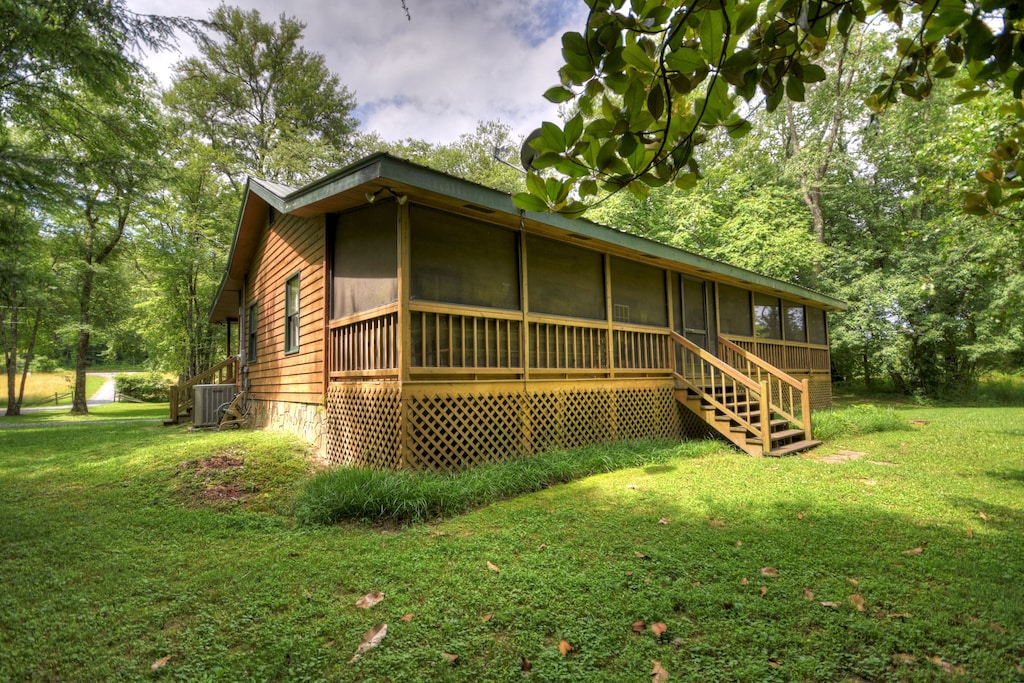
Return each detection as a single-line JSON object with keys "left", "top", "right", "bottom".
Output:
{"left": 1, "top": 372, "right": 108, "bottom": 407}
{"left": 1, "top": 402, "right": 1022, "bottom": 681}
{"left": 0, "top": 402, "right": 169, "bottom": 424}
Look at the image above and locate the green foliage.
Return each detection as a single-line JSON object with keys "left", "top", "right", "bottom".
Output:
{"left": 113, "top": 373, "right": 170, "bottom": 402}
{"left": 164, "top": 3, "right": 359, "bottom": 187}
{"left": 811, "top": 404, "right": 910, "bottom": 441}
{"left": 517, "top": 0, "right": 1024, "bottom": 217}
{"left": 296, "top": 439, "right": 718, "bottom": 524}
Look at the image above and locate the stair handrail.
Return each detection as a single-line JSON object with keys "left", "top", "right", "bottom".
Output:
{"left": 718, "top": 337, "right": 812, "bottom": 440}
{"left": 669, "top": 331, "right": 768, "bottom": 442}
{"left": 169, "top": 356, "right": 239, "bottom": 423}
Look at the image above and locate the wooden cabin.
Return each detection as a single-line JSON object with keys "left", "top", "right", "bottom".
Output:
{"left": 188, "top": 153, "right": 845, "bottom": 469}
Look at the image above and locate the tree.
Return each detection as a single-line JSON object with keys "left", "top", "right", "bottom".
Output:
{"left": 164, "top": 3, "right": 359, "bottom": 188}
{"left": 514, "top": 0, "right": 1024, "bottom": 218}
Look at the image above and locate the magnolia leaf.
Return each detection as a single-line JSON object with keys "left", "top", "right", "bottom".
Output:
{"left": 521, "top": 656, "right": 532, "bottom": 672}
{"left": 651, "top": 660, "right": 669, "bottom": 682}
{"left": 760, "top": 585, "right": 768, "bottom": 597}
{"left": 512, "top": 192, "right": 549, "bottom": 213}
{"left": 797, "top": 512, "right": 805, "bottom": 520}
{"left": 538, "top": 544, "right": 548, "bottom": 551}
{"left": 483, "top": 613, "right": 494, "bottom": 622}
{"left": 633, "top": 620, "right": 646, "bottom": 633}
{"left": 658, "top": 518, "right": 670, "bottom": 525}
{"left": 635, "top": 551, "right": 649, "bottom": 559}
{"left": 543, "top": 85, "right": 575, "bottom": 104}
{"left": 735, "top": 540, "right": 743, "bottom": 547}
{"left": 967, "top": 527, "right": 973, "bottom": 539}
{"left": 760, "top": 567, "right": 779, "bottom": 577}
{"left": 487, "top": 561, "right": 501, "bottom": 573}
{"left": 151, "top": 656, "right": 171, "bottom": 671}
{"left": 849, "top": 594, "right": 866, "bottom": 611}
{"left": 979, "top": 511, "right": 989, "bottom": 522}
{"left": 928, "top": 656, "right": 967, "bottom": 674}
{"left": 442, "top": 652, "right": 459, "bottom": 664}
{"left": 651, "top": 622, "right": 668, "bottom": 636}
{"left": 848, "top": 578, "right": 860, "bottom": 586}
{"left": 887, "top": 613, "right": 913, "bottom": 619}
{"left": 401, "top": 613, "right": 414, "bottom": 622}
{"left": 769, "top": 659, "right": 781, "bottom": 667}
{"left": 902, "top": 547, "right": 925, "bottom": 555}
{"left": 803, "top": 588, "right": 815, "bottom": 600}
{"left": 820, "top": 601, "right": 841, "bottom": 608}
{"left": 895, "top": 653, "right": 917, "bottom": 664}
{"left": 355, "top": 591, "right": 384, "bottom": 609}
{"left": 740, "top": 577, "right": 749, "bottom": 585}
{"left": 559, "top": 639, "right": 572, "bottom": 656}
{"left": 349, "top": 623, "right": 387, "bottom": 663}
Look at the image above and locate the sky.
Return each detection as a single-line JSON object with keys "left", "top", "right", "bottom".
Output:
{"left": 126, "top": 0, "right": 588, "bottom": 145}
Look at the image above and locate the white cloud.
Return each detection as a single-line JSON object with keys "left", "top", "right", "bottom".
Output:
{"left": 127, "top": 0, "right": 586, "bottom": 144}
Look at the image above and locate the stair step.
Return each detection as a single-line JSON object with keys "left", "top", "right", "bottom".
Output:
{"left": 731, "top": 419, "right": 788, "bottom": 434}
{"left": 770, "top": 428, "right": 805, "bottom": 442}
{"left": 767, "top": 439, "right": 823, "bottom": 457}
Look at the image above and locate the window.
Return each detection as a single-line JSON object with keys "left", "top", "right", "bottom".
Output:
{"left": 247, "top": 302, "right": 258, "bottom": 361}
{"left": 807, "top": 306, "right": 828, "bottom": 345}
{"left": 526, "top": 235, "right": 605, "bottom": 320}
{"left": 332, "top": 204, "right": 398, "bottom": 319}
{"left": 754, "top": 293, "right": 782, "bottom": 340}
{"left": 783, "top": 301, "right": 806, "bottom": 342}
{"left": 284, "top": 273, "right": 300, "bottom": 354}
{"left": 718, "top": 284, "right": 753, "bottom": 337}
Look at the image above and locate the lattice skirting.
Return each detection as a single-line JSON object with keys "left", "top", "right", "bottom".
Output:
{"left": 806, "top": 375, "right": 833, "bottom": 410}
{"left": 324, "top": 381, "right": 712, "bottom": 471}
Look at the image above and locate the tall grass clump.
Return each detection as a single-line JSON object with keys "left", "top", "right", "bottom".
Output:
{"left": 295, "top": 438, "right": 720, "bottom": 525}
{"left": 812, "top": 403, "right": 909, "bottom": 441}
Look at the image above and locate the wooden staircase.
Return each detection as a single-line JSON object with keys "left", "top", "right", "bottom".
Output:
{"left": 669, "top": 332, "right": 821, "bottom": 457}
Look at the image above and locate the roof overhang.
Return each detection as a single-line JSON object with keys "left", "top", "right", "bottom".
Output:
{"left": 209, "top": 153, "right": 846, "bottom": 324}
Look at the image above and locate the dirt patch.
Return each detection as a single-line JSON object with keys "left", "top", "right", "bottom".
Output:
{"left": 200, "top": 481, "right": 247, "bottom": 501}
{"left": 820, "top": 450, "right": 867, "bottom": 464}
{"left": 179, "top": 449, "right": 245, "bottom": 471}
{"left": 176, "top": 449, "right": 251, "bottom": 506}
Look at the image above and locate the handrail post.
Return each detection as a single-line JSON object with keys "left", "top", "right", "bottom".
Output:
{"left": 169, "top": 385, "right": 179, "bottom": 423}
{"left": 759, "top": 380, "right": 771, "bottom": 457}
{"left": 801, "top": 378, "right": 812, "bottom": 440}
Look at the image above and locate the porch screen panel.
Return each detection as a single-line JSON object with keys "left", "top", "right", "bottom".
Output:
{"left": 783, "top": 300, "right": 807, "bottom": 342}
{"left": 332, "top": 203, "right": 398, "bottom": 319}
{"left": 682, "top": 277, "right": 708, "bottom": 348}
{"left": 526, "top": 235, "right": 605, "bottom": 320}
{"left": 718, "top": 284, "right": 753, "bottom": 336}
{"left": 410, "top": 206, "right": 520, "bottom": 310}
{"left": 754, "top": 293, "right": 782, "bottom": 340}
{"left": 610, "top": 257, "right": 667, "bottom": 327}
{"left": 807, "top": 306, "right": 828, "bottom": 345}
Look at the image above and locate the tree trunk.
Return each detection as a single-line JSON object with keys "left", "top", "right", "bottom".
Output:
{"left": 70, "top": 267, "right": 94, "bottom": 415}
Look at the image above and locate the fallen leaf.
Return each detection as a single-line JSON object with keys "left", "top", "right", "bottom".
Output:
{"left": 903, "top": 547, "right": 924, "bottom": 555}
{"left": 635, "top": 551, "right": 649, "bottom": 559}
{"left": 626, "top": 485, "right": 639, "bottom": 489}
{"left": 521, "top": 656, "right": 532, "bottom": 672}
{"left": 797, "top": 512, "right": 805, "bottom": 520}
{"left": 633, "top": 620, "right": 646, "bottom": 633}
{"left": 324, "top": 640, "right": 335, "bottom": 648}
{"left": 151, "top": 656, "right": 171, "bottom": 671}
{"left": 909, "top": 420, "right": 930, "bottom": 425}
{"left": 671, "top": 638, "right": 685, "bottom": 646}
{"left": 967, "top": 527, "right": 974, "bottom": 539}
{"left": 740, "top": 577, "right": 749, "bottom": 585}
{"left": 894, "top": 653, "right": 917, "bottom": 664}
{"left": 482, "top": 613, "right": 494, "bottom": 622}
{"left": 442, "top": 652, "right": 458, "bottom": 664}
{"left": 735, "top": 539, "right": 743, "bottom": 547}
{"left": 979, "top": 511, "right": 989, "bottom": 522}
{"left": 928, "top": 656, "right": 966, "bottom": 674}
{"left": 760, "top": 567, "right": 779, "bottom": 577}
{"left": 722, "top": 602, "right": 734, "bottom": 610}
{"left": 849, "top": 594, "right": 866, "bottom": 611}
{"left": 820, "top": 601, "right": 841, "bottom": 608}
{"left": 349, "top": 623, "right": 387, "bottom": 663}
{"left": 803, "top": 588, "right": 815, "bottom": 600}
{"left": 651, "top": 660, "right": 669, "bottom": 682}
{"left": 768, "top": 659, "right": 781, "bottom": 667}
{"left": 708, "top": 517, "right": 727, "bottom": 528}
{"left": 847, "top": 577, "right": 860, "bottom": 586}
{"left": 559, "top": 640, "right": 572, "bottom": 656}
{"left": 990, "top": 622, "right": 1007, "bottom": 633}
{"left": 538, "top": 544, "right": 548, "bottom": 551}
{"left": 429, "top": 530, "right": 445, "bottom": 537}
{"left": 886, "top": 613, "right": 913, "bottom": 619}
{"left": 625, "top": 571, "right": 634, "bottom": 576}
{"left": 401, "top": 613, "right": 414, "bottom": 622}
{"left": 760, "top": 585, "right": 768, "bottom": 597}
{"left": 355, "top": 591, "right": 385, "bottom": 609}
{"left": 651, "top": 622, "right": 667, "bottom": 636}
{"left": 658, "top": 518, "right": 670, "bottom": 525}
{"left": 487, "top": 561, "right": 501, "bottom": 573}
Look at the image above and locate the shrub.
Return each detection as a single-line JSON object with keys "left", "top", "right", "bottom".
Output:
{"left": 114, "top": 373, "right": 170, "bottom": 402}
{"left": 295, "top": 438, "right": 721, "bottom": 525}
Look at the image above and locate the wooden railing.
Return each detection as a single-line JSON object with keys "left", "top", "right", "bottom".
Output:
{"left": 529, "top": 316, "right": 607, "bottom": 371}
{"left": 718, "top": 337, "right": 812, "bottom": 439}
{"left": 169, "top": 356, "right": 238, "bottom": 423}
{"left": 614, "top": 327, "right": 671, "bottom": 372}
{"left": 329, "top": 306, "right": 399, "bottom": 378}
{"left": 411, "top": 304, "right": 521, "bottom": 372}
{"left": 721, "top": 336, "right": 830, "bottom": 373}
{"left": 670, "top": 331, "right": 769, "bottom": 443}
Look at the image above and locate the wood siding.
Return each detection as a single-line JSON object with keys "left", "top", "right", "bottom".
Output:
{"left": 245, "top": 213, "right": 326, "bottom": 404}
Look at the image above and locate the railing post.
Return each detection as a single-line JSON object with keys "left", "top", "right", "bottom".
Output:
{"left": 759, "top": 380, "right": 771, "bottom": 457}
{"left": 801, "top": 378, "right": 812, "bottom": 440}
{"left": 169, "top": 385, "right": 179, "bottom": 423}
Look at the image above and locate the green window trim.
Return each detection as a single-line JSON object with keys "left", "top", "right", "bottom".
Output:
{"left": 284, "top": 273, "right": 300, "bottom": 354}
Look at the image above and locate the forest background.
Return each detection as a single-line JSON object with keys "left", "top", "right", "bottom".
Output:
{"left": 2, "top": 0, "right": 1022, "bottom": 415}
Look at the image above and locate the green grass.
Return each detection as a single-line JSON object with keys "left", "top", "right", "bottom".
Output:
{"left": 1, "top": 403, "right": 1023, "bottom": 681}
{"left": 0, "top": 402, "right": 169, "bottom": 424}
